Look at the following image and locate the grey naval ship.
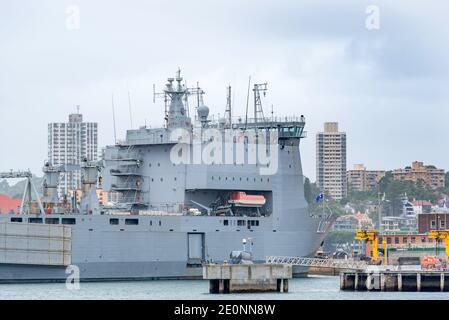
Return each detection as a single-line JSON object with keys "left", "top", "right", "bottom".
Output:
{"left": 0, "top": 71, "right": 333, "bottom": 283}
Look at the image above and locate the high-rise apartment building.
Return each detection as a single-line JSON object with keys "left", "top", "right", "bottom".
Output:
{"left": 48, "top": 111, "right": 98, "bottom": 197}
{"left": 316, "top": 122, "right": 347, "bottom": 200}
{"left": 347, "top": 164, "right": 386, "bottom": 192}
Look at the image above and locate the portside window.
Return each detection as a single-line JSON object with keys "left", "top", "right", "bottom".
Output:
{"left": 125, "top": 219, "right": 139, "bottom": 225}
{"left": 45, "top": 218, "right": 59, "bottom": 224}
{"left": 61, "top": 218, "right": 76, "bottom": 225}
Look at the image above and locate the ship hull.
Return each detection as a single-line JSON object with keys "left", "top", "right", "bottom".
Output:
{"left": 0, "top": 210, "right": 326, "bottom": 283}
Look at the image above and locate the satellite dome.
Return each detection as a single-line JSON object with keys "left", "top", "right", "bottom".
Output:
{"left": 197, "top": 105, "right": 209, "bottom": 120}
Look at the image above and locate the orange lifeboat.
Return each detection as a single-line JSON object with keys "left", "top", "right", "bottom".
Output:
{"left": 228, "top": 192, "right": 266, "bottom": 207}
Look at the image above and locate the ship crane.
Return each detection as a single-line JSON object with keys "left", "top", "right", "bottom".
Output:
{"left": 0, "top": 170, "right": 44, "bottom": 215}
{"left": 42, "top": 160, "right": 101, "bottom": 214}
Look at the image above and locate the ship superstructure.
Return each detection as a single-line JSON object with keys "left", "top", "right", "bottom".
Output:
{"left": 0, "top": 71, "right": 333, "bottom": 282}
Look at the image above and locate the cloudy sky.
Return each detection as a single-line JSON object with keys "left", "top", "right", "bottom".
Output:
{"left": 1, "top": 0, "right": 448, "bottom": 181}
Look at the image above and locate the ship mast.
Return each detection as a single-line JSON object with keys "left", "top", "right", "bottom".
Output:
{"left": 153, "top": 70, "right": 206, "bottom": 129}
{"left": 224, "top": 85, "right": 232, "bottom": 127}
{"left": 253, "top": 83, "right": 267, "bottom": 124}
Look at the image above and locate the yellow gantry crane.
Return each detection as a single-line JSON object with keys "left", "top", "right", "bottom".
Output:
{"left": 428, "top": 230, "right": 449, "bottom": 257}
{"left": 355, "top": 229, "right": 381, "bottom": 261}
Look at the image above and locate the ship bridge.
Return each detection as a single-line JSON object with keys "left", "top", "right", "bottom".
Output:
{"left": 227, "top": 116, "right": 306, "bottom": 140}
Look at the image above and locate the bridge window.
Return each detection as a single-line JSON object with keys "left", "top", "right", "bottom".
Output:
{"left": 110, "top": 218, "right": 119, "bottom": 225}
{"left": 10, "top": 217, "right": 22, "bottom": 223}
{"left": 29, "top": 218, "right": 43, "bottom": 224}
{"left": 223, "top": 220, "right": 229, "bottom": 226}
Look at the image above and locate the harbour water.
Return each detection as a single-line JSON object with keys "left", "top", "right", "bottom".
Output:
{"left": 0, "top": 275, "right": 447, "bottom": 300}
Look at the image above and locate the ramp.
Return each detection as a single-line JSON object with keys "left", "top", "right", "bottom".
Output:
{"left": 0, "top": 222, "right": 71, "bottom": 266}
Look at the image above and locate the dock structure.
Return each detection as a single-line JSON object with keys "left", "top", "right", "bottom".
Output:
{"left": 203, "top": 263, "right": 292, "bottom": 294}
{"left": 341, "top": 270, "right": 449, "bottom": 292}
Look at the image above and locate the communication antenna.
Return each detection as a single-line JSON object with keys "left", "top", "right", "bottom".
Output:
{"left": 183, "top": 80, "right": 190, "bottom": 117}
{"left": 224, "top": 85, "right": 232, "bottom": 126}
{"left": 244, "top": 76, "right": 251, "bottom": 130}
{"left": 153, "top": 83, "right": 169, "bottom": 128}
{"left": 111, "top": 94, "right": 117, "bottom": 144}
{"left": 128, "top": 91, "right": 134, "bottom": 129}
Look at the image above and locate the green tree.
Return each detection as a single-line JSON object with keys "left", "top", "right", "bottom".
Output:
{"left": 304, "top": 178, "right": 320, "bottom": 205}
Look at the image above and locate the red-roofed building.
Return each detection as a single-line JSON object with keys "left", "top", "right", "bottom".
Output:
{"left": 0, "top": 194, "right": 21, "bottom": 214}
{"left": 411, "top": 200, "right": 433, "bottom": 214}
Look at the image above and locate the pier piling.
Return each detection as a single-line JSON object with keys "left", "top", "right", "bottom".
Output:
{"left": 341, "top": 270, "right": 449, "bottom": 292}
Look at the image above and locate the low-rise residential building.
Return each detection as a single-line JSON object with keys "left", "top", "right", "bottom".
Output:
{"left": 411, "top": 200, "right": 432, "bottom": 214}
{"left": 333, "top": 216, "right": 357, "bottom": 231}
{"left": 393, "top": 161, "right": 445, "bottom": 189}
{"left": 333, "top": 212, "right": 374, "bottom": 231}
{"left": 347, "top": 164, "right": 385, "bottom": 192}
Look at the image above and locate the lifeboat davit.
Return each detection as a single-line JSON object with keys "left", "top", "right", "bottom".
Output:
{"left": 228, "top": 192, "right": 266, "bottom": 207}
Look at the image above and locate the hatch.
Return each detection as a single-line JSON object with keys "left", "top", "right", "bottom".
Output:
{"left": 187, "top": 233, "right": 204, "bottom": 265}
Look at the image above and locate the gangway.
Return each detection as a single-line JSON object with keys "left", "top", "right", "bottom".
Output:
{"left": 266, "top": 256, "right": 368, "bottom": 271}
